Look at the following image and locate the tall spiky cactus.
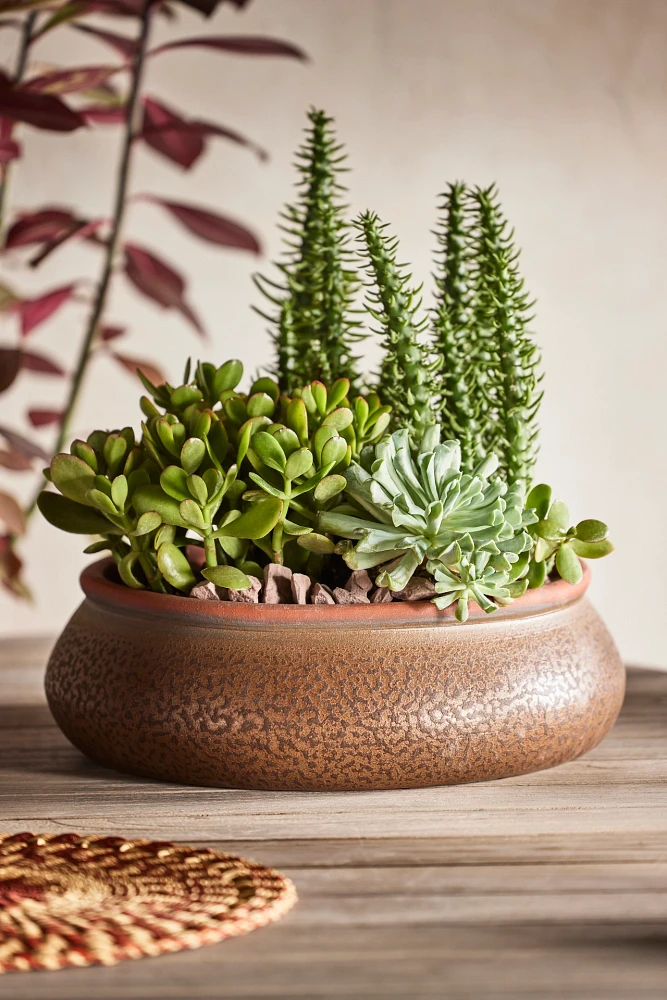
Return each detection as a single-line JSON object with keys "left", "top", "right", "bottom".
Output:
{"left": 355, "top": 211, "right": 435, "bottom": 447}
{"left": 253, "top": 108, "right": 362, "bottom": 394}
{"left": 469, "top": 184, "right": 542, "bottom": 485}
{"left": 431, "top": 182, "right": 484, "bottom": 471}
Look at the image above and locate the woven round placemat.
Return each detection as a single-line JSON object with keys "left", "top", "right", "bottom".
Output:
{"left": 0, "top": 831, "right": 296, "bottom": 974}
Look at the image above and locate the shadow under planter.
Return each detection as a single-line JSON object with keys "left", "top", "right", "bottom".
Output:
{"left": 45, "top": 558, "right": 625, "bottom": 792}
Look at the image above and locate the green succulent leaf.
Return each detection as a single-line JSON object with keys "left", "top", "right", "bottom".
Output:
{"left": 202, "top": 565, "right": 251, "bottom": 590}
{"left": 180, "top": 437, "right": 206, "bottom": 475}
{"left": 548, "top": 500, "right": 570, "bottom": 532}
{"left": 525, "top": 483, "right": 552, "bottom": 520}
{"left": 322, "top": 407, "right": 353, "bottom": 431}
{"left": 86, "top": 489, "right": 119, "bottom": 518}
{"left": 50, "top": 454, "right": 96, "bottom": 505}
{"left": 212, "top": 496, "right": 283, "bottom": 540}
{"left": 157, "top": 542, "right": 196, "bottom": 592}
{"left": 286, "top": 397, "right": 308, "bottom": 443}
{"left": 252, "top": 431, "right": 286, "bottom": 472}
{"left": 70, "top": 440, "right": 98, "bottom": 472}
{"left": 186, "top": 474, "right": 208, "bottom": 506}
{"left": 213, "top": 359, "right": 243, "bottom": 398}
{"left": 179, "top": 498, "right": 207, "bottom": 531}
{"left": 569, "top": 537, "right": 614, "bottom": 559}
{"left": 285, "top": 448, "right": 313, "bottom": 480}
{"left": 160, "top": 466, "right": 190, "bottom": 502}
{"left": 118, "top": 551, "right": 145, "bottom": 589}
{"left": 555, "top": 543, "right": 583, "bottom": 585}
{"left": 313, "top": 474, "right": 346, "bottom": 503}
{"left": 103, "top": 434, "right": 127, "bottom": 475}
{"left": 37, "top": 491, "right": 119, "bottom": 535}
{"left": 170, "top": 384, "right": 202, "bottom": 408}
{"left": 134, "top": 510, "right": 162, "bottom": 536}
{"left": 297, "top": 532, "right": 335, "bottom": 554}
{"left": 247, "top": 392, "right": 275, "bottom": 418}
{"left": 133, "top": 484, "right": 190, "bottom": 529}
{"left": 575, "top": 519, "right": 608, "bottom": 543}
{"left": 282, "top": 519, "right": 312, "bottom": 536}
{"left": 111, "top": 475, "right": 128, "bottom": 512}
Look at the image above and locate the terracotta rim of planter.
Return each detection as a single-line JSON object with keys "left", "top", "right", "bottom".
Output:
{"left": 81, "top": 557, "right": 591, "bottom": 629}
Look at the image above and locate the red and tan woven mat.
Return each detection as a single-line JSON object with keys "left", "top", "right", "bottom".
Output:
{"left": 0, "top": 831, "right": 297, "bottom": 974}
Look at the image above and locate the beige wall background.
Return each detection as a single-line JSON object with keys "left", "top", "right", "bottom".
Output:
{"left": 0, "top": 0, "right": 665, "bottom": 666}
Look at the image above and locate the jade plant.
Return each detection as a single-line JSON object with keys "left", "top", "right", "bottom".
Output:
{"left": 37, "top": 108, "right": 613, "bottom": 619}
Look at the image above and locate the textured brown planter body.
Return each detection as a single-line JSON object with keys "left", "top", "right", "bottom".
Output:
{"left": 45, "top": 559, "right": 625, "bottom": 792}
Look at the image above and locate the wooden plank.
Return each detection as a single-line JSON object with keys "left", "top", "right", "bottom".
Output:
{"left": 3, "top": 923, "right": 667, "bottom": 1000}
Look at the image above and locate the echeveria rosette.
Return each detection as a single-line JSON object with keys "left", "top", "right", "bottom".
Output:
{"left": 428, "top": 533, "right": 530, "bottom": 623}
{"left": 526, "top": 483, "right": 614, "bottom": 588}
{"left": 318, "top": 428, "right": 536, "bottom": 601}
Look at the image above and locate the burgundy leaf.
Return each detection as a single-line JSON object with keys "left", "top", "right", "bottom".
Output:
{"left": 100, "top": 324, "right": 126, "bottom": 341}
{"left": 173, "top": 0, "right": 254, "bottom": 14}
{"left": 19, "top": 284, "right": 76, "bottom": 337}
{"left": 21, "top": 350, "right": 66, "bottom": 376}
{"left": 140, "top": 97, "right": 204, "bottom": 169}
{"left": 140, "top": 98, "right": 266, "bottom": 164}
{"left": 0, "top": 137, "right": 20, "bottom": 163}
{"left": 124, "top": 243, "right": 184, "bottom": 305}
{"left": 0, "top": 490, "right": 26, "bottom": 535}
{"left": 0, "top": 449, "right": 33, "bottom": 472}
{"left": 27, "top": 408, "right": 64, "bottom": 428}
{"left": 5, "top": 208, "right": 79, "bottom": 249}
{"left": 0, "top": 89, "right": 86, "bottom": 132}
{"left": 176, "top": 299, "right": 204, "bottom": 336}
{"left": 24, "top": 65, "right": 120, "bottom": 96}
{"left": 73, "top": 0, "right": 151, "bottom": 15}
{"left": 0, "top": 425, "right": 50, "bottom": 461}
{"left": 124, "top": 243, "right": 204, "bottom": 335}
{"left": 0, "top": 348, "right": 21, "bottom": 393}
{"left": 112, "top": 351, "right": 165, "bottom": 386}
{"left": 150, "top": 35, "right": 307, "bottom": 60}
{"left": 71, "top": 23, "right": 139, "bottom": 58}
{"left": 147, "top": 197, "right": 260, "bottom": 252}
{"left": 81, "top": 104, "right": 127, "bottom": 124}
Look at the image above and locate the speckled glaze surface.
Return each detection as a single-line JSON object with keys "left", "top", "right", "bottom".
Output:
{"left": 45, "top": 559, "right": 625, "bottom": 791}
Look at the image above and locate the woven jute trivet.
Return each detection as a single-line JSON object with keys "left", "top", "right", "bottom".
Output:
{"left": 0, "top": 831, "right": 297, "bottom": 974}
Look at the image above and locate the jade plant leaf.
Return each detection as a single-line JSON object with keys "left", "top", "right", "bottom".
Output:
{"left": 201, "top": 565, "right": 251, "bottom": 590}
{"left": 50, "top": 454, "right": 96, "bottom": 505}
{"left": 297, "top": 532, "right": 335, "bottom": 554}
{"left": 252, "top": 431, "right": 286, "bottom": 472}
{"left": 180, "top": 437, "right": 206, "bottom": 475}
{"left": 133, "top": 484, "right": 190, "bottom": 528}
{"left": 179, "top": 498, "right": 207, "bottom": 531}
{"left": 575, "top": 519, "right": 608, "bottom": 543}
{"left": 569, "top": 538, "right": 614, "bottom": 559}
{"left": 157, "top": 542, "right": 196, "bottom": 591}
{"left": 284, "top": 447, "right": 313, "bottom": 480}
{"left": 160, "top": 465, "right": 190, "bottom": 502}
{"left": 118, "top": 552, "right": 145, "bottom": 589}
{"left": 213, "top": 496, "right": 283, "bottom": 539}
{"left": 37, "top": 491, "right": 119, "bottom": 535}
{"left": 313, "top": 474, "right": 346, "bottom": 503}
{"left": 134, "top": 510, "right": 162, "bottom": 536}
{"left": 555, "top": 544, "right": 583, "bottom": 585}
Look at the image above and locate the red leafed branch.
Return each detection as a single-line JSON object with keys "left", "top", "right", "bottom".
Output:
{"left": 0, "top": 0, "right": 307, "bottom": 601}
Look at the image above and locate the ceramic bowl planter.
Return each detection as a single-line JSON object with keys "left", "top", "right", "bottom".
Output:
{"left": 44, "top": 558, "right": 625, "bottom": 792}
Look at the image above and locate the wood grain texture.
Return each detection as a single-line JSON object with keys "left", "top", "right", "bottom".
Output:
{"left": 1, "top": 639, "right": 666, "bottom": 999}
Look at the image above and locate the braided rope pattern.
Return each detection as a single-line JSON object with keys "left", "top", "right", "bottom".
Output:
{"left": 0, "top": 832, "right": 297, "bottom": 974}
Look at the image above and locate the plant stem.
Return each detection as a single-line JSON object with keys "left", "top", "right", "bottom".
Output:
{"left": 25, "top": 3, "right": 153, "bottom": 517}
{"left": 204, "top": 535, "right": 217, "bottom": 568}
{"left": 0, "top": 10, "right": 38, "bottom": 249}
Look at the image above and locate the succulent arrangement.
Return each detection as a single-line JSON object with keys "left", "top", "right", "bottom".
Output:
{"left": 37, "top": 108, "right": 613, "bottom": 620}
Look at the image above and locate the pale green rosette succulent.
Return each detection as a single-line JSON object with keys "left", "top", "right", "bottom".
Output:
{"left": 318, "top": 428, "right": 536, "bottom": 615}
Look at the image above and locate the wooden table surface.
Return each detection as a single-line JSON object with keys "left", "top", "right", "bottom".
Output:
{"left": 1, "top": 638, "right": 667, "bottom": 999}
